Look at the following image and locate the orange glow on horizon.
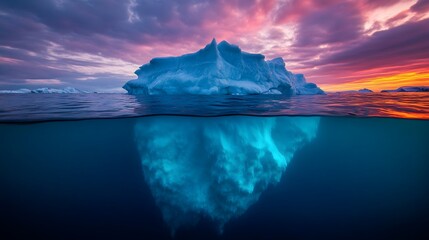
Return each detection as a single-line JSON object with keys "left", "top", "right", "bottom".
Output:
{"left": 320, "top": 71, "right": 429, "bottom": 92}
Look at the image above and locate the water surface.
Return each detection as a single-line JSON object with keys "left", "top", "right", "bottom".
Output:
{"left": 0, "top": 92, "right": 428, "bottom": 122}
{"left": 1, "top": 93, "right": 428, "bottom": 239}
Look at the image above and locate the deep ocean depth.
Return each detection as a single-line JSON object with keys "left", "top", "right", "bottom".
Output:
{"left": 1, "top": 116, "right": 429, "bottom": 239}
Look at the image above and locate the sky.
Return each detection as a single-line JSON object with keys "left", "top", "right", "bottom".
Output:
{"left": 0, "top": 0, "right": 428, "bottom": 92}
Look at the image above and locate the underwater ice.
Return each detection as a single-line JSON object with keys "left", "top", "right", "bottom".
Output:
{"left": 124, "top": 39, "right": 324, "bottom": 95}
{"left": 134, "top": 116, "right": 319, "bottom": 232}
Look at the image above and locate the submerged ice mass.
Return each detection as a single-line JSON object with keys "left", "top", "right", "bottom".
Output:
{"left": 124, "top": 39, "right": 324, "bottom": 95}
{"left": 134, "top": 116, "right": 319, "bottom": 232}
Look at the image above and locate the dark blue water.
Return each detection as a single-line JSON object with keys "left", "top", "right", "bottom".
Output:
{"left": 1, "top": 116, "right": 429, "bottom": 239}
{"left": 0, "top": 93, "right": 429, "bottom": 239}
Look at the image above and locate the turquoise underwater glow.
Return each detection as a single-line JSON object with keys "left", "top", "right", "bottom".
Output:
{"left": 134, "top": 116, "right": 319, "bottom": 232}
{"left": 1, "top": 116, "right": 429, "bottom": 239}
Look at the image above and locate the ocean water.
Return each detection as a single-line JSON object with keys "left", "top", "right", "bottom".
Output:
{"left": 1, "top": 93, "right": 429, "bottom": 239}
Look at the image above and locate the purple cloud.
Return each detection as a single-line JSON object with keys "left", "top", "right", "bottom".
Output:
{"left": 293, "top": 2, "right": 363, "bottom": 47}
{"left": 411, "top": 0, "right": 429, "bottom": 12}
{"left": 0, "top": 0, "right": 428, "bottom": 91}
{"left": 320, "top": 18, "right": 429, "bottom": 71}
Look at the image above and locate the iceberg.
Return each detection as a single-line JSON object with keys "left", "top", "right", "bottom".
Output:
{"left": 381, "top": 86, "right": 429, "bottom": 93}
{"left": 0, "top": 88, "right": 32, "bottom": 94}
{"left": 358, "top": 88, "right": 373, "bottom": 93}
{"left": 0, "top": 87, "right": 89, "bottom": 94}
{"left": 134, "top": 116, "right": 320, "bottom": 233}
{"left": 335, "top": 88, "right": 373, "bottom": 93}
{"left": 124, "top": 39, "right": 324, "bottom": 95}
{"left": 30, "top": 87, "right": 89, "bottom": 93}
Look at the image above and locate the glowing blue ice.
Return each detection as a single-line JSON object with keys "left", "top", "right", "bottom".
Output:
{"left": 134, "top": 116, "right": 319, "bottom": 232}
{"left": 124, "top": 39, "right": 324, "bottom": 95}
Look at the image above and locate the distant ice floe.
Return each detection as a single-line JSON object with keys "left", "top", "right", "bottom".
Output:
{"left": 0, "top": 89, "right": 32, "bottom": 94}
{"left": 124, "top": 39, "right": 324, "bottom": 95}
{"left": 0, "top": 87, "right": 89, "bottom": 94}
{"left": 381, "top": 86, "right": 429, "bottom": 93}
{"left": 134, "top": 116, "right": 320, "bottom": 233}
{"left": 335, "top": 88, "right": 373, "bottom": 93}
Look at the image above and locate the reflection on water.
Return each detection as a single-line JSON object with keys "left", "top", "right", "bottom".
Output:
{"left": 0, "top": 92, "right": 428, "bottom": 122}
{"left": 134, "top": 116, "right": 319, "bottom": 233}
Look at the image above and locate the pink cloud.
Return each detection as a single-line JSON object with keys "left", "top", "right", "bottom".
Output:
{"left": 0, "top": 0, "right": 428, "bottom": 91}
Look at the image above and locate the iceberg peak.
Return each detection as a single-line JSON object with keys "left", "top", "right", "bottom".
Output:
{"left": 203, "top": 38, "right": 218, "bottom": 51}
{"left": 209, "top": 37, "right": 217, "bottom": 46}
{"left": 124, "top": 40, "right": 324, "bottom": 95}
{"left": 268, "top": 57, "right": 286, "bottom": 67}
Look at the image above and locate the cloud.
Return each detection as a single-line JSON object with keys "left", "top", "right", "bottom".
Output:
{"left": 293, "top": 2, "right": 363, "bottom": 47}
{"left": 411, "top": 0, "right": 429, "bottom": 12}
{"left": 0, "top": 0, "right": 427, "bottom": 91}
{"left": 319, "top": 18, "right": 429, "bottom": 72}
{"left": 25, "top": 78, "right": 62, "bottom": 85}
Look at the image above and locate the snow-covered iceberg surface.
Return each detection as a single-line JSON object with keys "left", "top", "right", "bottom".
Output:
{"left": 134, "top": 116, "right": 320, "bottom": 233}
{"left": 124, "top": 39, "right": 324, "bottom": 95}
{"left": 0, "top": 87, "right": 88, "bottom": 94}
{"left": 381, "top": 86, "right": 429, "bottom": 93}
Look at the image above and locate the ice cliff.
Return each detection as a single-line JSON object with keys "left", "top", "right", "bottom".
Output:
{"left": 124, "top": 39, "right": 324, "bottom": 95}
